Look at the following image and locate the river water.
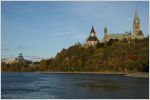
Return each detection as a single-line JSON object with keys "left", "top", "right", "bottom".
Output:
{"left": 1, "top": 72, "right": 149, "bottom": 99}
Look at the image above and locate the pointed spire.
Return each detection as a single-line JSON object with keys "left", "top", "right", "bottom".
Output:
{"left": 135, "top": 8, "right": 139, "bottom": 20}
{"left": 135, "top": 8, "right": 138, "bottom": 18}
{"left": 134, "top": 8, "right": 140, "bottom": 23}
{"left": 90, "top": 24, "right": 96, "bottom": 33}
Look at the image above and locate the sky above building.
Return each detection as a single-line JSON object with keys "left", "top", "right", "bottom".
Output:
{"left": 1, "top": 1, "right": 149, "bottom": 61}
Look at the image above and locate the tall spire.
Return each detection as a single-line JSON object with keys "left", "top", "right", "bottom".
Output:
{"left": 135, "top": 8, "right": 139, "bottom": 19}
{"left": 90, "top": 24, "right": 96, "bottom": 34}
{"left": 134, "top": 8, "right": 140, "bottom": 23}
{"left": 135, "top": 8, "right": 137, "bottom": 17}
{"left": 133, "top": 8, "right": 140, "bottom": 35}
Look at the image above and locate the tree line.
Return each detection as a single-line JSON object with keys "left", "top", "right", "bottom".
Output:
{"left": 2, "top": 37, "right": 149, "bottom": 72}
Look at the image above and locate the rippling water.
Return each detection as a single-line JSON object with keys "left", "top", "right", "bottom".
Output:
{"left": 1, "top": 72, "right": 149, "bottom": 99}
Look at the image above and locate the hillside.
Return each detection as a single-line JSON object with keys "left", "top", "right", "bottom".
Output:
{"left": 2, "top": 37, "right": 149, "bottom": 72}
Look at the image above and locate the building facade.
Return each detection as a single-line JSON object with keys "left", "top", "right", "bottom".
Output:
{"left": 85, "top": 25, "right": 99, "bottom": 47}
{"left": 103, "top": 10, "right": 144, "bottom": 42}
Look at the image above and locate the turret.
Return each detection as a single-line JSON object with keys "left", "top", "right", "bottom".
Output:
{"left": 86, "top": 25, "right": 99, "bottom": 47}
{"left": 103, "top": 27, "right": 109, "bottom": 42}
{"left": 90, "top": 25, "right": 96, "bottom": 37}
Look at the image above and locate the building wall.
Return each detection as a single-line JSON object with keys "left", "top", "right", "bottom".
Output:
{"left": 86, "top": 40, "right": 98, "bottom": 47}
{"left": 133, "top": 22, "right": 140, "bottom": 35}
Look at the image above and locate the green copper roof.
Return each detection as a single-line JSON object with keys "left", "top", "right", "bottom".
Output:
{"left": 109, "top": 34, "right": 125, "bottom": 38}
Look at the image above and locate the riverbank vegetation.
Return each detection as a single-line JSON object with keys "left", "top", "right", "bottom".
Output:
{"left": 2, "top": 37, "right": 149, "bottom": 72}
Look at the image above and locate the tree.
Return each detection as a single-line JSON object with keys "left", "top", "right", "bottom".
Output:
{"left": 107, "top": 38, "right": 114, "bottom": 46}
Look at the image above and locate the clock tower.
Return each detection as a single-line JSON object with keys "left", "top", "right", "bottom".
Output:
{"left": 133, "top": 9, "right": 140, "bottom": 35}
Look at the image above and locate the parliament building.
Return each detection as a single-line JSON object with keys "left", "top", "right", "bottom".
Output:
{"left": 85, "top": 10, "right": 144, "bottom": 47}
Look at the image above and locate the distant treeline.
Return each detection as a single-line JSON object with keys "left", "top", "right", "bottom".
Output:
{"left": 2, "top": 37, "right": 149, "bottom": 72}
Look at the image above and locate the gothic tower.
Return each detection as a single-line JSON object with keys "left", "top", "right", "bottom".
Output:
{"left": 104, "top": 27, "right": 109, "bottom": 42}
{"left": 86, "top": 25, "right": 99, "bottom": 47}
{"left": 104, "top": 27, "right": 107, "bottom": 36}
{"left": 133, "top": 9, "right": 140, "bottom": 35}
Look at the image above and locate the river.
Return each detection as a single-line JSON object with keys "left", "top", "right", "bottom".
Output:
{"left": 1, "top": 72, "right": 149, "bottom": 99}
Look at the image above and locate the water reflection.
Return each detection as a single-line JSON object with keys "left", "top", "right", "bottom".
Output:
{"left": 2, "top": 73, "right": 149, "bottom": 99}
{"left": 75, "top": 79, "right": 123, "bottom": 92}
{"left": 68, "top": 75, "right": 123, "bottom": 92}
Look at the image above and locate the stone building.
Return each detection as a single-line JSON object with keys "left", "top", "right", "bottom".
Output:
{"left": 102, "top": 10, "right": 144, "bottom": 42}
{"left": 85, "top": 25, "right": 99, "bottom": 47}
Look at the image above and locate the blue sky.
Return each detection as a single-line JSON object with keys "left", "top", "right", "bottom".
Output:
{"left": 1, "top": 1, "right": 149, "bottom": 61}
